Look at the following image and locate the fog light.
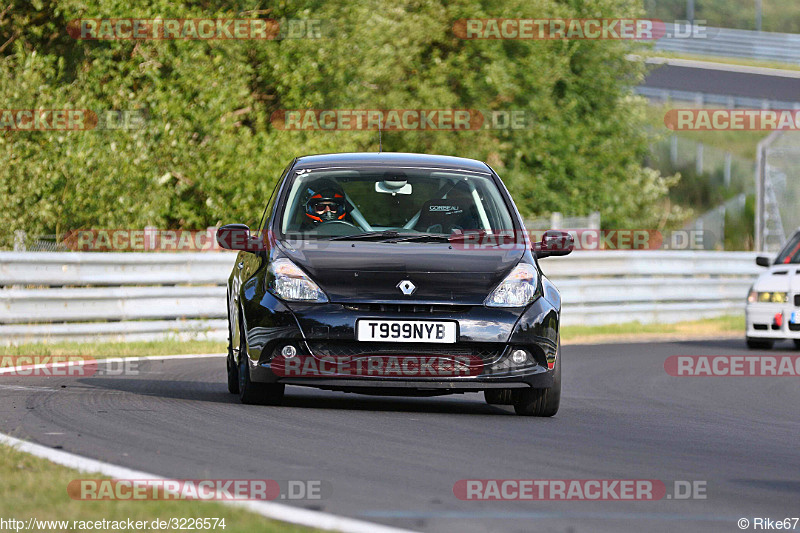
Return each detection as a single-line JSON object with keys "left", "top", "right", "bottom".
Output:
{"left": 511, "top": 349, "right": 527, "bottom": 365}
{"left": 281, "top": 345, "right": 297, "bottom": 358}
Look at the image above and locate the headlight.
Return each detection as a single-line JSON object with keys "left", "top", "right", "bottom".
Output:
{"left": 485, "top": 263, "right": 539, "bottom": 307}
{"left": 747, "top": 289, "right": 757, "bottom": 303}
{"left": 755, "top": 291, "right": 788, "bottom": 303}
{"left": 267, "top": 258, "right": 328, "bottom": 303}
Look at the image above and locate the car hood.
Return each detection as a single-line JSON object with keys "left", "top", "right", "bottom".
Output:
{"left": 752, "top": 265, "right": 800, "bottom": 293}
{"left": 277, "top": 240, "right": 524, "bottom": 304}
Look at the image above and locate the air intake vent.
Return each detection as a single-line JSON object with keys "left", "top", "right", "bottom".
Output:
{"left": 795, "top": 294, "right": 800, "bottom": 307}
{"left": 307, "top": 341, "right": 505, "bottom": 362}
{"left": 342, "top": 303, "right": 471, "bottom": 313}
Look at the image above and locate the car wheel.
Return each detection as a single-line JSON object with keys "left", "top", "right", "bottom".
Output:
{"left": 237, "top": 329, "right": 284, "bottom": 405}
{"left": 513, "top": 343, "right": 561, "bottom": 417}
{"left": 746, "top": 338, "right": 774, "bottom": 350}
{"left": 484, "top": 389, "right": 514, "bottom": 405}
{"left": 226, "top": 308, "right": 240, "bottom": 394}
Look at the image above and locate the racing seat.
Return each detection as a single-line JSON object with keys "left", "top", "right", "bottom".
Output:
{"left": 414, "top": 188, "right": 481, "bottom": 234}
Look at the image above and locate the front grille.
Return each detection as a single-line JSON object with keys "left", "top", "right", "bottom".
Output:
{"left": 342, "top": 303, "right": 471, "bottom": 314}
{"left": 307, "top": 341, "right": 505, "bottom": 361}
{"left": 795, "top": 294, "right": 800, "bottom": 307}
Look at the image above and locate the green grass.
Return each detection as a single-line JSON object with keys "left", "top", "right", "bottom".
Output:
{"left": 0, "top": 316, "right": 746, "bottom": 358}
{"left": 0, "top": 443, "right": 320, "bottom": 533}
{"left": 644, "top": 103, "right": 766, "bottom": 160}
{"left": 0, "top": 339, "right": 227, "bottom": 359}
{"left": 645, "top": 51, "right": 800, "bottom": 72}
{"left": 561, "top": 314, "right": 744, "bottom": 343}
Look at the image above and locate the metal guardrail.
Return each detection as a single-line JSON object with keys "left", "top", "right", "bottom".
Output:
{"left": 655, "top": 24, "right": 800, "bottom": 64}
{"left": 545, "top": 251, "right": 759, "bottom": 326}
{"left": 0, "top": 251, "right": 760, "bottom": 343}
{"left": 634, "top": 86, "right": 800, "bottom": 110}
{"left": 0, "top": 252, "right": 236, "bottom": 344}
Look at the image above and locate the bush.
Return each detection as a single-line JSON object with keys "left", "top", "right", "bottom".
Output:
{"left": 0, "top": 0, "right": 678, "bottom": 247}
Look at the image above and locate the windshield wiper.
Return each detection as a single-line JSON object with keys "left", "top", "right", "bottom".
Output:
{"left": 384, "top": 233, "right": 451, "bottom": 243}
{"left": 387, "top": 231, "right": 512, "bottom": 245}
{"left": 327, "top": 231, "right": 500, "bottom": 244}
{"left": 325, "top": 230, "right": 400, "bottom": 241}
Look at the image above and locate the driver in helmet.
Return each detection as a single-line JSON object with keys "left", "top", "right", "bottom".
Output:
{"left": 301, "top": 178, "right": 348, "bottom": 228}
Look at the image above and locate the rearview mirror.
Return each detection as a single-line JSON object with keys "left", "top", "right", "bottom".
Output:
{"left": 755, "top": 256, "right": 771, "bottom": 267}
{"left": 534, "top": 230, "right": 574, "bottom": 258}
{"left": 216, "top": 224, "right": 261, "bottom": 251}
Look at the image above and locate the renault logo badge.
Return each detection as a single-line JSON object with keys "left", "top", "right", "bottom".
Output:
{"left": 397, "top": 280, "right": 416, "bottom": 295}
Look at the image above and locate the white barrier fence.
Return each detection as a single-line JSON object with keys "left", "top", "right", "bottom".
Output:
{"left": 655, "top": 24, "right": 800, "bottom": 65}
{"left": 0, "top": 251, "right": 760, "bottom": 344}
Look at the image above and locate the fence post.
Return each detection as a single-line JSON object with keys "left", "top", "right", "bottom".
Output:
{"left": 144, "top": 225, "right": 157, "bottom": 251}
{"left": 724, "top": 152, "right": 732, "bottom": 187}
{"left": 550, "top": 212, "right": 563, "bottom": 229}
{"left": 588, "top": 212, "right": 601, "bottom": 230}
{"left": 755, "top": 131, "right": 783, "bottom": 252}
{"left": 13, "top": 231, "right": 26, "bottom": 251}
{"left": 696, "top": 143, "right": 704, "bottom": 175}
{"left": 670, "top": 135, "right": 678, "bottom": 166}
{"left": 207, "top": 226, "right": 220, "bottom": 251}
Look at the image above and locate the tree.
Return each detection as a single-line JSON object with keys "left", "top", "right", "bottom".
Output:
{"left": 0, "top": 0, "right": 677, "bottom": 248}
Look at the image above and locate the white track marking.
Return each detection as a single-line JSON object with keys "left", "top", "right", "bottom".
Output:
{"left": 0, "top": 352, "right": 417, "bottom": 533}
{"left": 628, "top": 54, "right": 800, "bottom": 78}
{"left": 0, "top": 353, "right": 225, "bottom": 375}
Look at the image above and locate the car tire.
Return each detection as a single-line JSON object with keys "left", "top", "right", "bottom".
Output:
{"left": 226, "top": 307, "right": 240, "bottom": 394}
{"left": 513, "top": 343, "right": 561, "bottom": 417}
{"left": 794, "top": 340, "right": 800, "bottom": 350}
{"left": 484, "top": 389, "right": 514, "bottom": 405}
{"left": 226, "top": 355, "right": 239, "bottom": 394}
{"left": 238, "top": 328, "right": 284, "bottom": 405}
{"left": 746, "top": 338, "right": 774, "bottom": 350}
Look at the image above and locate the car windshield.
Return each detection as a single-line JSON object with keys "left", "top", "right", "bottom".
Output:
{"left": 775, "top": 232, "right": 800, "bottom": 264}
{"left": 279, "top": 166, "right": 515, "bottom": 240}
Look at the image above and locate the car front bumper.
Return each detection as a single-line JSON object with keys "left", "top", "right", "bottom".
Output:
{"left": 241, "top": 291, "right": 560, "bottom": 392}
{"left": 746, "top": 303, "right": 800, "bottom": 340}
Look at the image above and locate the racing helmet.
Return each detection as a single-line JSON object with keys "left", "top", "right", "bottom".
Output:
{"left": 303, "top": 178, "right": 347, "bottom": 223}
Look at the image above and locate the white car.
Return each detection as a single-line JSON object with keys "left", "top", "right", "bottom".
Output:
{"left": 746, "top": 228, "right": 800, "bottom": 349}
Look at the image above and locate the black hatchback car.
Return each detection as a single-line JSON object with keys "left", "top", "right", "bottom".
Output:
{"left": 217, "top": 153, "right": 573, "bottom": 416}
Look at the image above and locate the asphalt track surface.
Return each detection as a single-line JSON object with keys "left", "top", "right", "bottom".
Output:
{"left": 1, "top": 339, "right": 799, "bottom": 533}
{"left": 642, "top": 63, "right": 800, "bottom": 102}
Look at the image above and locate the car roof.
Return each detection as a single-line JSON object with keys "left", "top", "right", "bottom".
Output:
{"left": 294, "top": 152, "right": 492, "bottom": 173}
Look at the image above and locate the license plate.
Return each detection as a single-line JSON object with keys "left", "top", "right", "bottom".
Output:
{"left": 356, "top": 319, "right": 457, "bottom": 343}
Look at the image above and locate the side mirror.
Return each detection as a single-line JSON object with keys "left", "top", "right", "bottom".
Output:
{"left": 534, "top": 230, "right": 574, "bottom": 258}
{"left": 216, "top": 224, "right": 262, "bottom": 251}
{"left": 755, "top": 256, "right": 771, "bottom": 267}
